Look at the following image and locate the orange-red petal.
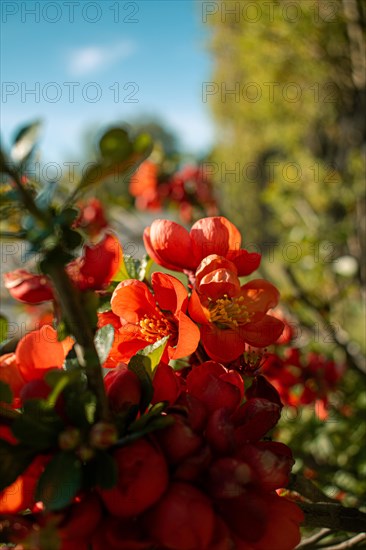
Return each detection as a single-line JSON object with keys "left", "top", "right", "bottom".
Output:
{"left": 15, "top": 326, "right": 68, "bottom": 382}
{"left": 200, "top": 324, "right": 246, "bottom": 363}
{"left": 144, "top": 220, "right": 197, "bottom": 271}
{"left": 169, "top": 311, "right": 200, "bottom": 360}
{"left": 190, "top": 217, "right": 241, "bottom": 262}
{"left": 151, "top": 272, "right": 188, "bottom": 315}
{"left": 111, "top": 280, "right": 157, "bottom": 323}
{"left": 240, "top": 315, "right": 285, "bottom": 348}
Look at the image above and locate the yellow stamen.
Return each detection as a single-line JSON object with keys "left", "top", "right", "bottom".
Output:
{"left": 209, "top": 294, "right": 252, "bottom": 329}
{"left": 139, "top": 314, "right": 175, "bottom": 343}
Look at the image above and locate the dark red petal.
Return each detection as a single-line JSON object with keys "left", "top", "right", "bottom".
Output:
{"left": 240, "top": 315, "right": 285, "bottom": 348}
{"left": 200, "top": 324, "right": 246, "bottom": 363}
{"left": 227, "top": 249, "right": 261, "bottom": 276}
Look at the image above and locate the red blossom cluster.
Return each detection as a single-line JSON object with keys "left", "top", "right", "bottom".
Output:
{"left": 3, "top": 200, "right": 122, "bottom": 303}
{"left": 1, "top": 349, "right": 303, "bottom": 549}
{"left": 1, "top": 215, "right": 307, "bottom": 549}
{"left": 262, "top": 348, "right": 345, "bottom": 417}
{"left": 129, "top": 160, "right": 218, "bottom": 222}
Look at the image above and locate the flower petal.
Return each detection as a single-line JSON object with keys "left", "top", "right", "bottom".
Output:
{"left": 240, "top": 315, "right": 285, "bottom": 348}
{"left": 144, "top": 220, "right": 197, "bottom": 271}
{"left": 227, "top": 249, "right": 261, "bottom": 276}
{"left": 188, "top": 289, "right": 209, "bottom": 325}
{"left": 195, "top": 255, "right": 237, "bottom": 286}
{"left": 200, "top": 324, "right": 246, "bottom": 363}
{"left": 169, "top": 311, "right": 200, "bottom": 360}
{"left": 240, "top": 279, "right": 280, "bottom": 313}
{"left": 15, "top": 326, "right": 67, "bottom": 382}
{"left": 111, "top": 280, "right": 157, "bottom": 323}
{"left": 198, "top": 269, "right": 241, "bottom": 301}
{"left": 190, "top": 217, "right": 241, "bottom": 262}
{"left": 151, "top": 272, "right": 188, "bottom": 315}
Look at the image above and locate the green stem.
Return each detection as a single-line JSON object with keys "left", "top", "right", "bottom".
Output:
{"left": 46, "top": 261, "right": 110, "bottom": 421}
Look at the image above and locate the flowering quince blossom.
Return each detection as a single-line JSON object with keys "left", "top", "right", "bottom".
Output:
{"left": 262, "top": 348, "right": 346, "bottom": 418}
{"left": 3, "top": 232, "right": 122, "bottom": 303}
{"left": 188, "top": 255, "right": 285, "bottom": 362}
{"left": 111, "top": 272, "right": 200, "bottom": 362}
{"left": 143, "top": 216, "right": 261, "bottom": 276}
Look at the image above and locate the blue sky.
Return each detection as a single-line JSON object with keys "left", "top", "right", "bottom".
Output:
{"left": 1, "top": 0, "right": 215, "bottom": 164}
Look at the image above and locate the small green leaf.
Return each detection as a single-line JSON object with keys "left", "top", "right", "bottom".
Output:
{"left": 0, "top": 315, "right": 8, "bottom": 342}
{"left": 12, "top": 400, "right": 63, "bottom": 450}
{"left": 138, "top": 255, "right": 154, "bottom": 281}
{"left": 36, "top": 452, "right": 82, "bottom": 511}
{"left": 99, "top": 127, "right": 133, "bottom": 161}
{"left": 95, "top": 324, "right": 115, "bottom": 365}
{"left": 0, "top": 441, "right": 35, "bottom": 491}
{"left": 133, "top": 132, "right": 153, "bottom": 155}
{"left": 0, "top": 381, "right": 13, "bottom": 404}
{"left": 137, "top": 336, "right": 169, "bottom": 375}
{"left": 11, "top": 120, "right": 42, "bottom": 163}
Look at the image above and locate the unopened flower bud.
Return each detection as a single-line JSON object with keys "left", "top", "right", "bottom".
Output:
{"left": 89, "top": 422, "right": 118, "bottom": 450}
{"left": 77, "top": 445, "right": 95, "bottom": 462}
{"left": 58, "top": 427, "right": 80, "bottom": 451}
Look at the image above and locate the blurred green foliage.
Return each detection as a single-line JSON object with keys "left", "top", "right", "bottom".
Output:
{"left": 206, "top": 0, "right": 366, "bottom": 516}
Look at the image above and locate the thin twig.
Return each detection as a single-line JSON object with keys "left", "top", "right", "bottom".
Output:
{"left": 319, "top": 533, "right": 366, "bottom": 549}
{"left": 299, "top": 502, "right": 366, "bottom": 533}
{"left": 296, "top": 528, "right": 331, "bottom": 549}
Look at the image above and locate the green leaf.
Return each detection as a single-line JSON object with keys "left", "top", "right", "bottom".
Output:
{"left": 0, "top": 381, "right": 12, "bottom": 404}
{"left": 128, "top": 355, "right": 154, "bottom": 412}
{"left": 0, "top": 315, "right": 8, "bottom": 342}
{"left": 137, "top": 336, "right": 169, "bottom": 376}
{"left": 138, "top": 255, "right": 154, "bottom": 281}
{"left": 35, "top": 452, "right": 82, "bottom": 511}
{"left": 95, "top": 324, "right": 115, "bottom": 365}
{"left": 99, "top": 127, "right": 133, "bottom": 162}
{"left": 133, "top": 132, "right": 153, "bottom": 155}
{"left": 12, "top": 400, "right": 63, "bottom": 451}
{"left": 123, "top": 255, "right": 140, "bottom": 279}
{"left": 0, "top": 440, "right": 35, "bottom": 491}
{"left": 11, "top": 120, "right": 42, "bottom": 163}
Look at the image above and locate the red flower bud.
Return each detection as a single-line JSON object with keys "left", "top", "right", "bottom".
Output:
{"left": 58, "top": 427, "right": 81, "bottom": 451}
{"left": 157, "top": 414, "right": 203, "bottom": 466}
{"left": 104, "top": 363, "right": 141, "bottom": 412}
{"left": 59, "top": 494, "right": 102, "bottom": 541}
{"left": 99, "top": 439, "right": 168, "bottom": 518}
{"left": 89, "top": 422, "right": 118, "bottom": 450}
{"left": 3, "top": 269, "right": 54, "bottom": 304}
{"left": 144, "top": 482, "right": 215, "bottom": 550}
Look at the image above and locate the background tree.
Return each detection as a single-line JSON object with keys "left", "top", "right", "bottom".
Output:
{"left": 206, "top": 0, "right": 366, "bottom": 544}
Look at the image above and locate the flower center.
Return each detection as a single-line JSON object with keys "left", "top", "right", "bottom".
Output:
{"left": 139, "top": 314, "right": 175, "bottom": 343}
{"left": 209, "top": 294, "right": 252, "bottom": 329}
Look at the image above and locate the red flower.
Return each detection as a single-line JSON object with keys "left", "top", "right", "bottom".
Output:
{"left": 144, "top": 481, "right": 215, "bottom": 550}
{"left": 129, "top": 160, "right": 161, "bottom": 211}
{"left": 73, "top": 198, "right": 108, "bottom": 238}
{"left": 3, "top": 233, "right": 122, "bottom": 305}
{"left": 66, "top": 232, "right": 122, "bottom": 291}
{"left": 143, "top": 216, "right": 261, "bottom": 275}
{"left": 111, "top": 272, "right": 200, "bottom": 362}
{"left": 3, "top": 269, "right": 54, "bottom": 304}
{"left": 98, "top": 439, "right": 168, "bottom": 518}
{"left": 188, "top": 255, "right": 284, "bottom": 362}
